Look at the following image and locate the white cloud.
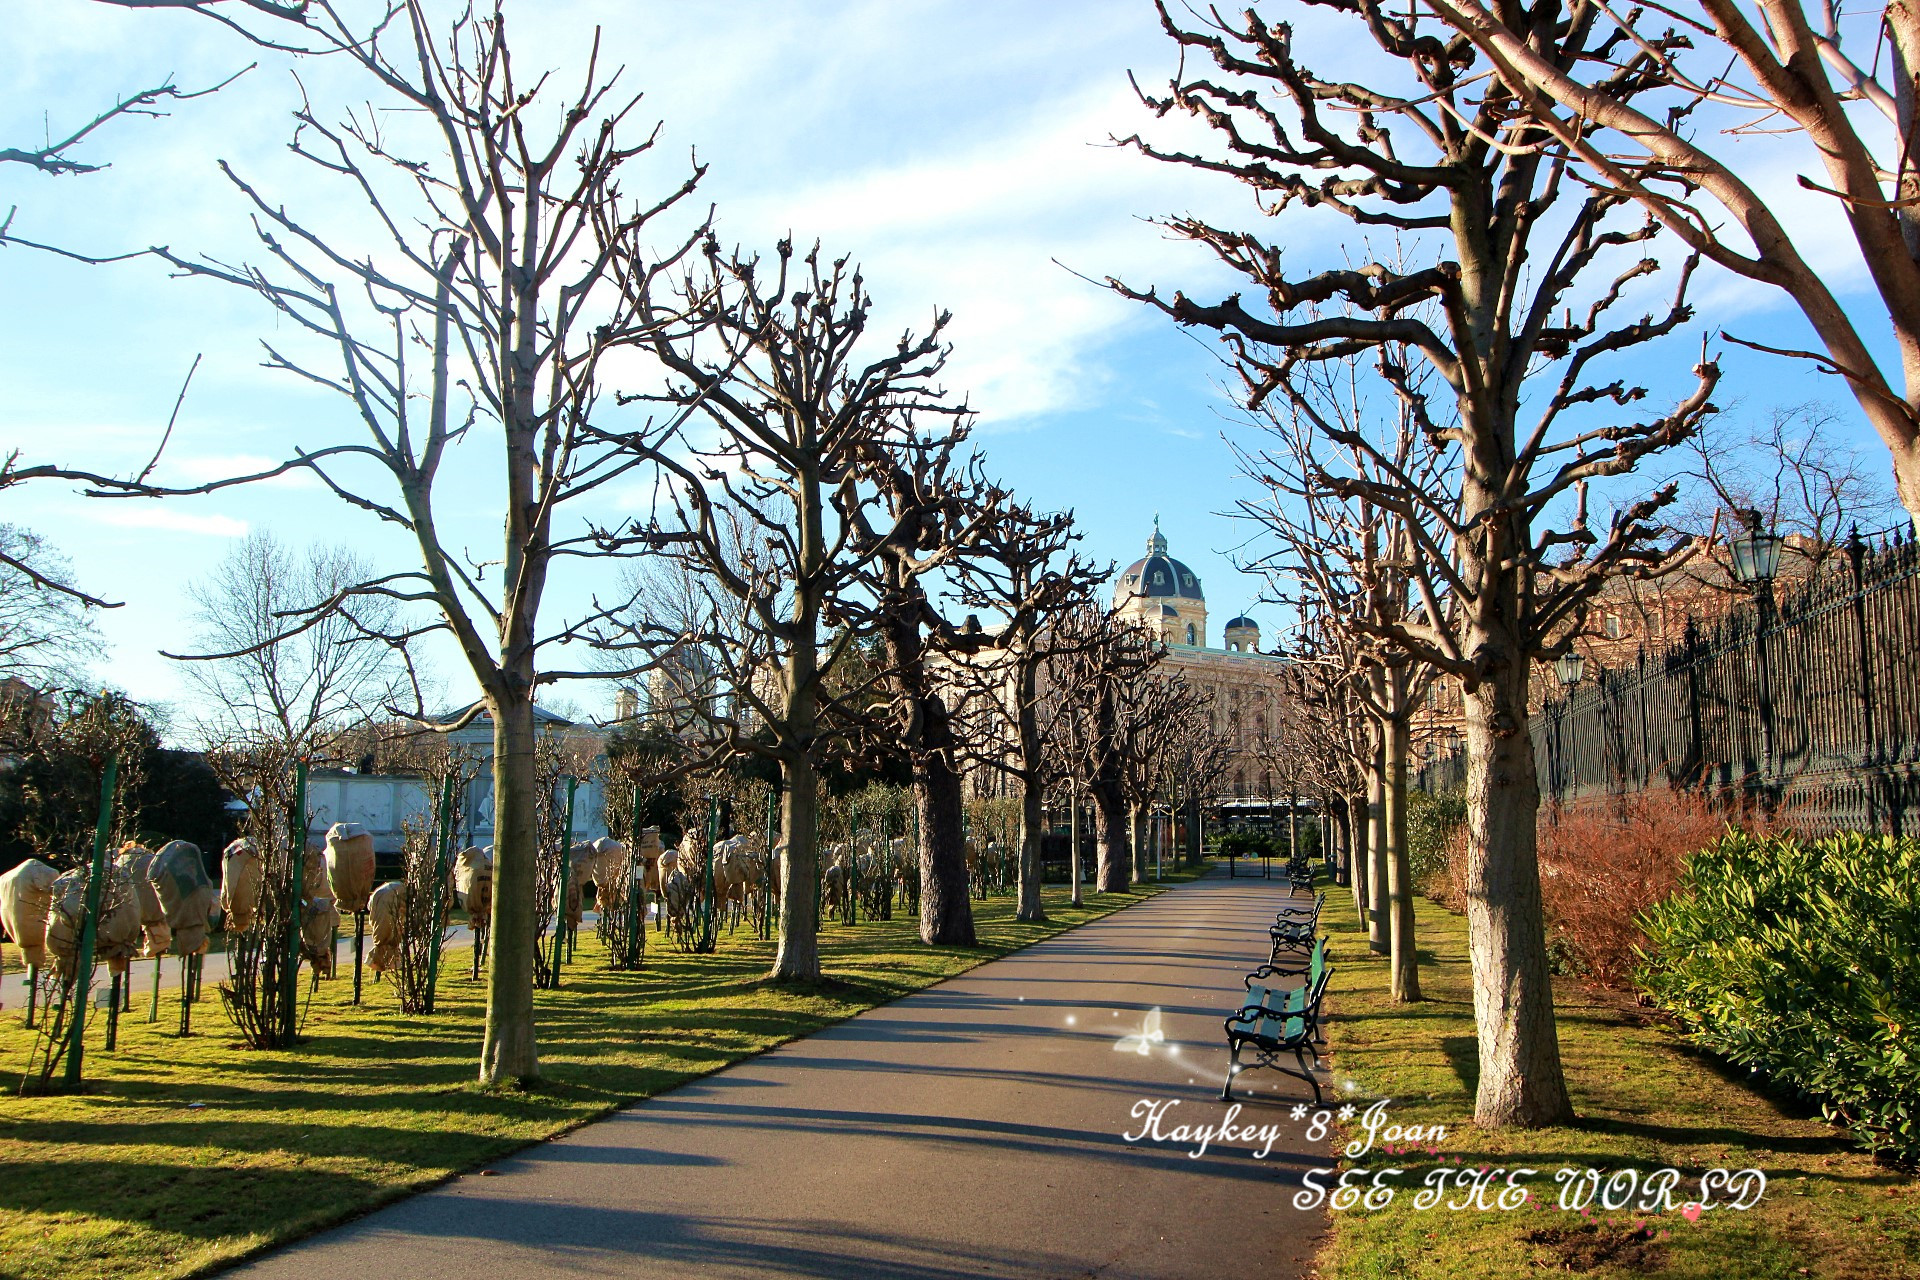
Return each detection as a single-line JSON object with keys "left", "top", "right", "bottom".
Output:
{"left": 91, "top": 505, "right": 249, "bottom": 537}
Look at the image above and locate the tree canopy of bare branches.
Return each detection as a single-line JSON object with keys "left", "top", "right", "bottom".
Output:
{"left": 1426, "top": 0, "right": 1920, "bottom": 528}
{"left": 1115, "top": 0, "right": 1718, "bottom": 1127}
{"left": 118, "top": 2, "right": 713, "bottom": 1084}
{"left": 0, "top": 526, "right": 101, "bottom": 684}
{"left": 617, "top": 236, "right": 964, "bottom": 980}
{"left": 944, "top": 499, "right": 1105, "bottom": 922}
{"left": 173, "top": 532, "right": 412, "bottom": 763}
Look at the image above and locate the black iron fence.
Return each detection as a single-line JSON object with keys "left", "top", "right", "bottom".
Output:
{"left": 1412, "top": 527, "right": 1920, "bottom": 835}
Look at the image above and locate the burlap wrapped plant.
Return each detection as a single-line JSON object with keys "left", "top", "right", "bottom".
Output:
{"left": 220, "top": 837, "right": 265, "bottom": 933}
{"left": 149, "top": 841, "right": 217, "bottom": 956}
{"left": 114, "top": 843, "right": 172, "bottom": 958}
{"left": 366, "top": 880, "right": 406, "bottom": 976}
{"left": 0, "top": 858, "right": 58, "bottom": 968}
{"left": 325, "top": 822, "right": 376, "bottom": 913}
{"left": 44, "top": 864, "right": 143, "bottom": 979}
{"left": 453, "top": 845, "right": 492, "bottom": 925}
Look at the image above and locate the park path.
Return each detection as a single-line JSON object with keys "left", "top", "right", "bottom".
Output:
{"left": 222, "top": 869, "right": 1332, "bottom": 1280}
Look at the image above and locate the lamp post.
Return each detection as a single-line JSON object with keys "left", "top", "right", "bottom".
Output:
{"left": 1553, "top": 649, "right": 1585, "bottom": 799}
{"left": 1727, "top": 507, "right": 1784, "bottom": 780}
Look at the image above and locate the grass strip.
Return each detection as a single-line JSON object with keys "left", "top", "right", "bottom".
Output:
{"left": 0, "top": 870, "right": 1198, "bottom": 1280}
{"left": 1314, "top": 885, "right": 1919, "bottom": 1279}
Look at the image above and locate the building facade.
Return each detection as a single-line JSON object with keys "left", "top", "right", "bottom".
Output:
{"left": 1112, "top": 522, "right": 1295, "bottom": 802}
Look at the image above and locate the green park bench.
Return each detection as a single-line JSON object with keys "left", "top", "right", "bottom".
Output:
{"left": 1222, "top": 964, "right": 1334, "bottom": 1105}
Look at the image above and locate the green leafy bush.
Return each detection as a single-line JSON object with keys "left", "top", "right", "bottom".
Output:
{"left": 1638, "top": 830, "right": 1920, "bottom": 1162}
{"left": 1214, "top": 831, "right": 1276, "bottom": 859}
{"left": 1406, "top": 786, "right": 1465, "bottom": 893}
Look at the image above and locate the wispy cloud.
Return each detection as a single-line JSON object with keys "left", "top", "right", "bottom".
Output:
{"left": 92, "top": 506, "right": 248, "bottom": 537}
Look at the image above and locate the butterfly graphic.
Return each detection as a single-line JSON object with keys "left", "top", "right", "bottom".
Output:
{"left": 1114, "top": 1007, "right": 1166, "bottom": 1056}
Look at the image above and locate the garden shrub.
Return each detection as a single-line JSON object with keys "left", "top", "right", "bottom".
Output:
{"left": 1406, "top": 786, "right": 1465, "bottom": 897}
{"left": 1215, "top": 831, "right": 1276, "bottom": 859}
{"left": 1638, "top": 830, "right": 1920, "bottom": 1163}
{"left": 1536, "top": 787, "right": 1729, "bottom": 986}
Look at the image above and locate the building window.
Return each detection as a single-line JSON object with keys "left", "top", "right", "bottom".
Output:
{"left": 1185, "top": 623, "right": 1196, "bottom": 645}
{"left": 1152, "top": 569, "right": 1165, "bottom": 586}
{"left": 1605, "top": 614, "right": 1621, "bottom": 639}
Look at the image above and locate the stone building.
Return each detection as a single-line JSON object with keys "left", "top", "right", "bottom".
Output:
{"left": 1111, "top": 521, "right": 1295, "bottom": 803}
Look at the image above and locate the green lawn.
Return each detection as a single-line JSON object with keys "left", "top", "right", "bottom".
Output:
{"left": 1315, "top": 886, "right": 1919, "bottom": 1279}
{"left": 0, "top": 873, "right": 1197, "bottom": 1280}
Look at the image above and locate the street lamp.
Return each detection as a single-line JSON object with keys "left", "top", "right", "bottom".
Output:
{"left": 1727, "top": 507, "right": 1782, "bottom": 780}
{"left": 1553, "top": 648, "right": 1584, "bottom": 798}
{"left": 1727, "top": 507, "right": 1785, "bottom": 588}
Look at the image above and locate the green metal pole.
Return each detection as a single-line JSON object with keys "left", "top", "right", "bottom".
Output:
{"left": 64, "top": 754, "right": 119, "bottom": 1087}
{"left": 146, "top": 957, "right": 160, "bottom": 1023}
{"left": 550, "top": 776, "right": 577, "bottom": 986}
{"left": 283, "top": 759, "right": 309, "bottom": 1045}
{"left": 424, "top": 772, "right": 456, "bottom": 1013}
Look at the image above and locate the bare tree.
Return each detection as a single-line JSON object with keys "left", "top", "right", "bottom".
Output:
{"left": 0, "top": 526, "right": 100, "bottom": 683}
{"left": 1671, "top": 402, "right": 1902, "bottom": 565}
{"left": 946, "top": 503, "right": 1105, "bottom": 922}
{"left": 1158, "top": 687, "right": 1232, "bottom": 862}
{"left": 172, "top": 532, "right": 411, "bottom": 760}
{"left": 1427, "top": 0, "right": 1920, "bottom": 528}
{"left": 616, "top": 237, "right": 962, "bottom": 981}
{"left": 1114, "top": 2, "right": 1718, "bottom": 1125}
{"left": 840, "top": 426, "right": 1009, "bottom": 944}
{"left": 1122, "top": 669, "right": 1214, "bottom": 880}
{"left": 112, "top": 3, "right": 712, "bottom": 1084}
{"left": 1049, "top": 607, "right": 1168, "bottom": 892}
{"left": 1233, "top": 351, "right": 1457, "bottom": 1001}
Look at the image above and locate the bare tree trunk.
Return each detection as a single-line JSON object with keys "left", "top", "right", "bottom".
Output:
{"left": 1121, "top": 805, "right": 1136, "bottom": 886}
{"left": 1368, "top": 734, "right": 1389, "bottom": 955}
{"left": 479, "top": 691, "right": 539, "bottom": 1085}
{"left": 1016, "top": 780, "right": 1046, "bottom": 922}
{"left": 1094, "top": 780, "right": 1130, "bottom": 891}
{"left": 916, "top": 709, "right": 975, "bottom": 946}
{"left": 1348, "top": 790, "right": 1369, "bottom": 925}
{"left": 1463, "top": 651, "right": 1571, "bottom": 1126}
{"left": 1336, "top": 801, "right": 1347, "bottom": 871}
{"left": 1014, "top": 664, "right": 1047, "bottom": 922}
{"left": 1385, "top": 715, "right": 1420, "bottom": 1002}
{"left": 774, "top": 753, "right": 823, "bottom": 979}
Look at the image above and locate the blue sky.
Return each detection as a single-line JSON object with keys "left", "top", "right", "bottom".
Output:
{"left": 0, "top": 0, "right": 1885, "bottom": 738}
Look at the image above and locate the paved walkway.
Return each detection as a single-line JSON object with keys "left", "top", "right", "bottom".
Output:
{"left": 224, "top": 870, "right": 1331, "bottom": 1280}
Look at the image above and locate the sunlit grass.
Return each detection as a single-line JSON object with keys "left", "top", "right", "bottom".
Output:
{"left": 1315, "top": 887, "right": 1919, "bottom": 1279}
{"left": 0, "top": 871, "right": 1197, "bottom": 1280}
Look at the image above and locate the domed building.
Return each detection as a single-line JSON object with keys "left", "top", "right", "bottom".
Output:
{"left": 1114, "top": 518, "right": 1208, "bottom": 647}
{"left": 1109, "top": 522, "right": 1294, "bottom": 806}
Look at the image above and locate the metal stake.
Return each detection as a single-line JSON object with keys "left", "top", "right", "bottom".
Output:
{"left": 283, "top": 759, "right": 309, "bottom": 1045}
{"left": 550, "top": 776, "right": 578, "bottom": 986}
{"left": 425, "top": 772, "right": 456, "bottom": 1011}
{"left": 64, "top": 754, "right": 119, "bottom": 1087}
